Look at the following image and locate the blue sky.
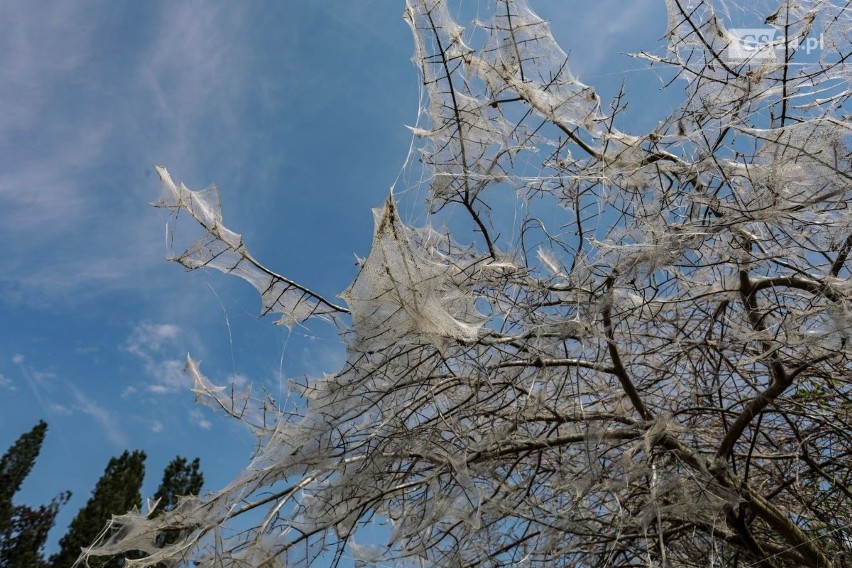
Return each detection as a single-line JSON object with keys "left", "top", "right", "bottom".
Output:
{"left": 0, "top": 0, "right": 674, "bottom": 556}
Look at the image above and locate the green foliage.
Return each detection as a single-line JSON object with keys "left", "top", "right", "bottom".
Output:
{"left": 50, "top": 451, "right": 146, "bottom": 568}
{"left": 0, "top": 421, "right": 69, "bottom": 568}
{"left": 150, "top": 457, "right": 203, "bottom": 567}
{"left": 0, "top": 421, "right": 48, "bottom": 536}
{"left": 152, "top": 457, "right": 203, "bottom": 518}
{"left": 2, "top": 494, "right": 70, "bottom": 568}
{"left": 0, "top": 423, "right": 204, "bottom": 568}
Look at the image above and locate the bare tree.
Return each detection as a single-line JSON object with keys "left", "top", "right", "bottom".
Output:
{"left": 83, "top": 0, "right": 851, "bottom": 566}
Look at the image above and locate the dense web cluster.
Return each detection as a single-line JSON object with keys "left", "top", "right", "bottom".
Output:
{"left": 83, "top": 0, "right": 850, "bottom": 566}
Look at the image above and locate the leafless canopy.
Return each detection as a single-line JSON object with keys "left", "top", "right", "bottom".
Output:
{"left": 85, "top": 0, "right": 851, "bottom": 566}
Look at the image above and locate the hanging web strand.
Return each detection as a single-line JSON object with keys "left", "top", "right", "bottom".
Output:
{"left": 155, "top": 166, "right": 349, "bottom": 328}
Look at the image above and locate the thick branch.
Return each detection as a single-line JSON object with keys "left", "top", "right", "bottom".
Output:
{"left": 601, "top": 302, "right": 653, "bottom": 421}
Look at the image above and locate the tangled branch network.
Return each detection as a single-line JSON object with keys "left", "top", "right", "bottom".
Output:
{"left": 84, "top": 0, "right": 851, "bottom": 566}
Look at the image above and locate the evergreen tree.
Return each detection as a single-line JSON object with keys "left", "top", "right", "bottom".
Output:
{"left": 0, "top": 421, "right": 69, "bottom": 568}
{"left": 152, "top": 457, "right": 203, "bottom": 518}
{"left": 0, "top": 421, "right": 48, "bottom": 539}
{"left": 149, "top": 457, "right": 203, "bottom": 567}
{"left": 2, "top": 496, "right": 70, "bottom": 568}
{"left": 50, "top": 450, "right": 145, "bottom": 568}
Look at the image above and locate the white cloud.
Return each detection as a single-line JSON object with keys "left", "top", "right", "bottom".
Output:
{"left": 0, "top": 127, "right": 106, "bottom": 231}
{"left": 48, "top": 402, "right": 72, "bottom": 415}
{"left": 144, "top": 5, "right": 248, "bottom": 113}
{"left": 190, "top": 408, "right": 213, "bottom": 430}
{"left": 227, "top": 373, "right": 249, "bottom": 388}
{"left": 150, "top": 420, "right": 164, "bottom": 434}
{"left": 124, "top": 323, "right": 193, "bottom": 394}
{"left": 11, "top": 353, "right": 24, "bottom": 364}
{"left": 0, "top": 2, "right": 253, "bottom": 310}
{"left": 125, "top": 323, "right": 181, "bottom": 356}
{"left": 540, "top": 1, "right": 664, "bottom": 78}
{"left": 148, "top": 384, "right": 170, "bottom": 395}
{"left": 0, "top": 2, "right": 98, "bottom": 133}
{"left": 0, "top": 3, "right": 123, "bottom": 308}
{"left": 0, "top": 373, "right": 15, "bottom": 391}
{"left": 144, "top": 358, "right": 190, "bottom": 394}
{"left": 69, "top": 385, "right": 127, "bottom": 447}
{"left": 33, "top": 370, "right": 56, "bottom": 382}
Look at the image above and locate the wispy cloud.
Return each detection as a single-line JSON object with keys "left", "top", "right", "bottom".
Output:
{"left": 0, "top": 2, "right": 118, "bottom": 307}
{"left": 137, "top": 2, "right": 250, "bottom": 176}
{"left": 7, "top": 353, "right": 123, "bottom": 445}
{"left": 0, "top": 373, "right": 15, "bottom": 391}
{"left": 125, "top": 323, "right": 181, "bottom": 355}
{"left": 541, "top": 1, "right": 664, "bottom": 78}
{"left": 48, "top": 402, "right": 72, "bottom": 415}
{"left": 227, "top": 373, "right": 249, "bottom": 389}
{"left": 33, "top": 370, "right": 56, "bottom": 382}
{"left": 124, "top": 322, "right": 191, "bottom": 394}
{"left": 190, "top": 408, "right": 213, "bottom": 430}
{"left": 69, "top": 384, "right": 127, "bottom": 447}
{"left": 0, "top": 1, "right": 98, "bottom": 133}
{"left": 10, "top": 354, "right": 54, "bottom": 418}
{"left": 0, "top": 1, "right": 253, "bottom": 311}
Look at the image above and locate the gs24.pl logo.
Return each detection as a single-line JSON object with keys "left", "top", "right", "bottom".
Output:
{"left": 727, "top": 28, "right": 824, "bottom": 61}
